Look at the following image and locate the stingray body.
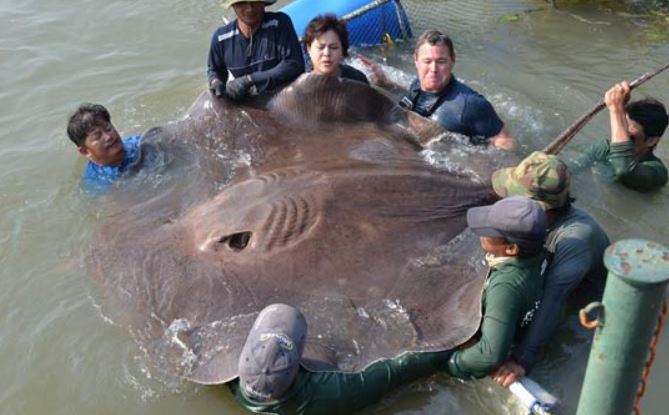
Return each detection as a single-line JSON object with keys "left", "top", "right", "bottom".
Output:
{"left": 88, "top": 75, "right": 511, "bottom": 384}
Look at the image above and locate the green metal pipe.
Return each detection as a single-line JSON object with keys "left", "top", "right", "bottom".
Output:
{"left": 576, "top": 239, "right": 669, "bottom": 415}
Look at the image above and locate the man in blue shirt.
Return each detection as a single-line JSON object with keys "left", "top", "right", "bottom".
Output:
{"left": 207, "top": 0, "right": 305, "bottom": 101}
{"left": 67, "top": 103, "right": 141, "bottom": 192}
{"left": 361, "top": 30, "right": 518, "bottom": 151}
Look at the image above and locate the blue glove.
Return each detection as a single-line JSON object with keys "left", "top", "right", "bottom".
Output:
{"left": 225, "top": 75, "right": 254, "bottom": 101}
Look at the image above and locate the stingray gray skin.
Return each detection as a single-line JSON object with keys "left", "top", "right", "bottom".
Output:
{"left": 87, "top": 74, "right": 515, "bottom": 385}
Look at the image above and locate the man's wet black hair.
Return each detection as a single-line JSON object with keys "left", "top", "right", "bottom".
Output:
{"left": 626, "top": 98, "right": 668, "bottom": 140}
{"left": 67, "top": 103, "right": 111, "bottom": 147}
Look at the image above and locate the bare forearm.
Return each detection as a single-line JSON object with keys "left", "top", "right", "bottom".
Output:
{"left": 605, "top": 81, "right": 631, "bottom": 144}
{"left": 609, "top": 107, "right": 630, "bottom": 144}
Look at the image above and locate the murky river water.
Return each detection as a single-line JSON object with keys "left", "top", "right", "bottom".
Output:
{"left": 1, "top": 0, "right": 667, "bottom": 414}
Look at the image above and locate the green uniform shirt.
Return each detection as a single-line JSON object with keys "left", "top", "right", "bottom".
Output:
{"left": 446, "top": 255, "right": 544, "bottom": 379}
{"left": 572, "top": 138, "right": 667, "bottom": 192}
{"left": 230, "top": 351, "right": 450, "bottom": 415}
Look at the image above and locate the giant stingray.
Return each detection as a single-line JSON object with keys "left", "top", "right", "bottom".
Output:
{"left": 87, "top": 75, "right": 515, "bottom": 385}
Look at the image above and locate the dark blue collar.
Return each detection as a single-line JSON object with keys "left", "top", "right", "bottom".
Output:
{"left": 400, "top": 76, "right": 456, "bottom": 117}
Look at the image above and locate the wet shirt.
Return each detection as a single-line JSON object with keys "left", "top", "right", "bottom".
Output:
{"left": 512, "top": 207, "right": 609, "bottom": 370}
{"left": 570, "top": 138, "right": 667, "bottom": 191}
{"left": 207, "top": 12, "right": 305, "bottom": 95}
{"left": 82, "top": 134, "right": 141, "bottom": 193}
{"left": 230, "top": 351, "right": 448, "bottom": 415}
{"left": 446, "top": 255, "right": 544, "bottom": 379}
{"left": 399, "top": 77, "right": 504, "bottom": 142}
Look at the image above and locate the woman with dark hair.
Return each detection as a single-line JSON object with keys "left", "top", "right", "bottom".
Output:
{"left": 302, "top": 14, "right": 368, "bottom": 83}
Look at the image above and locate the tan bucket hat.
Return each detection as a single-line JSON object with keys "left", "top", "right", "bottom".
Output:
{"left": 224, "top": 0, "right": 277, "bottom": 8}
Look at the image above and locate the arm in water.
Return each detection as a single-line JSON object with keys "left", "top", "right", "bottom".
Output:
{"left": 231, "top": 351, "right": 449, "bottom": 414}
{"left": 490, "top": 126, "right": 517, "bottom": 151}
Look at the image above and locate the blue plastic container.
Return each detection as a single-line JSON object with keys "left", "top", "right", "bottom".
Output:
{"left": 280, "top": 0, "right": 412, "bottom": 46}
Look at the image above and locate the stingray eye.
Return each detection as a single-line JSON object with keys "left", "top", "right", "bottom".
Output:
{"left": 218, "top": 231, "right": 252, "bottom": 252}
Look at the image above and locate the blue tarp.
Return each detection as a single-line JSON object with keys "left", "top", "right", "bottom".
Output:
{"left": 280, "top": 0, "right": 412, "bottom": 46}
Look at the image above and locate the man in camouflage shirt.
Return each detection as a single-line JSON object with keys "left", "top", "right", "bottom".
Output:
{"left": 490, "top": 152, "right": 610, "bottom": 387}
{"left": 569, "top": 81, "right": 668, "bottom": 192}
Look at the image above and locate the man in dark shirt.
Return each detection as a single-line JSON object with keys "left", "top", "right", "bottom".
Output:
{"left": 569, "top": 81, "right": 668, "bottom": 192}
{"left": 207, "top": 0, "right": 305, "bottom": 101}
{"left": 361, "top": 30, "right": 517, "bottom": 151}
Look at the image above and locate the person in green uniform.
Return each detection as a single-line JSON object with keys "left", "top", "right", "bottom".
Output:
{"left": 446, "top": 196, "right": 546, "bottom": 380}
{"left": 570, "top": 81, "right": 668, "bottom": 192}
{"left": 230, "top": 303, "right": 449, "bottom": 415}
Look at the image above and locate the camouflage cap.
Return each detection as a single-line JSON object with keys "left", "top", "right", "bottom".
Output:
{"left": 492, "top": 151, "right": 570, "bottom": 211}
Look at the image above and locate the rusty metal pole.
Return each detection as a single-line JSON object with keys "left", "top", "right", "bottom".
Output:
{"left": 576, "top": 239, "right": 669, "bottom": 415}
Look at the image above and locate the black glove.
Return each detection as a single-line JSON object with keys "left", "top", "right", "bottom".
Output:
{"left": 210, "top": 80, "right": 225, "bottom": 98}
{"left": 225, "top": 75, "right": 254, "bottom": 101}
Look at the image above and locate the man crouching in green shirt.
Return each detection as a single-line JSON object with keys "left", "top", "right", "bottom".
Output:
{"left": 446, "top": 196, "right": 546, "bottom": 379}
{"left": 230, "top": 303, "right": 449, "bottom": 415}
{"left": 572, "top": 81, "right": 668, "bottom": 192}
